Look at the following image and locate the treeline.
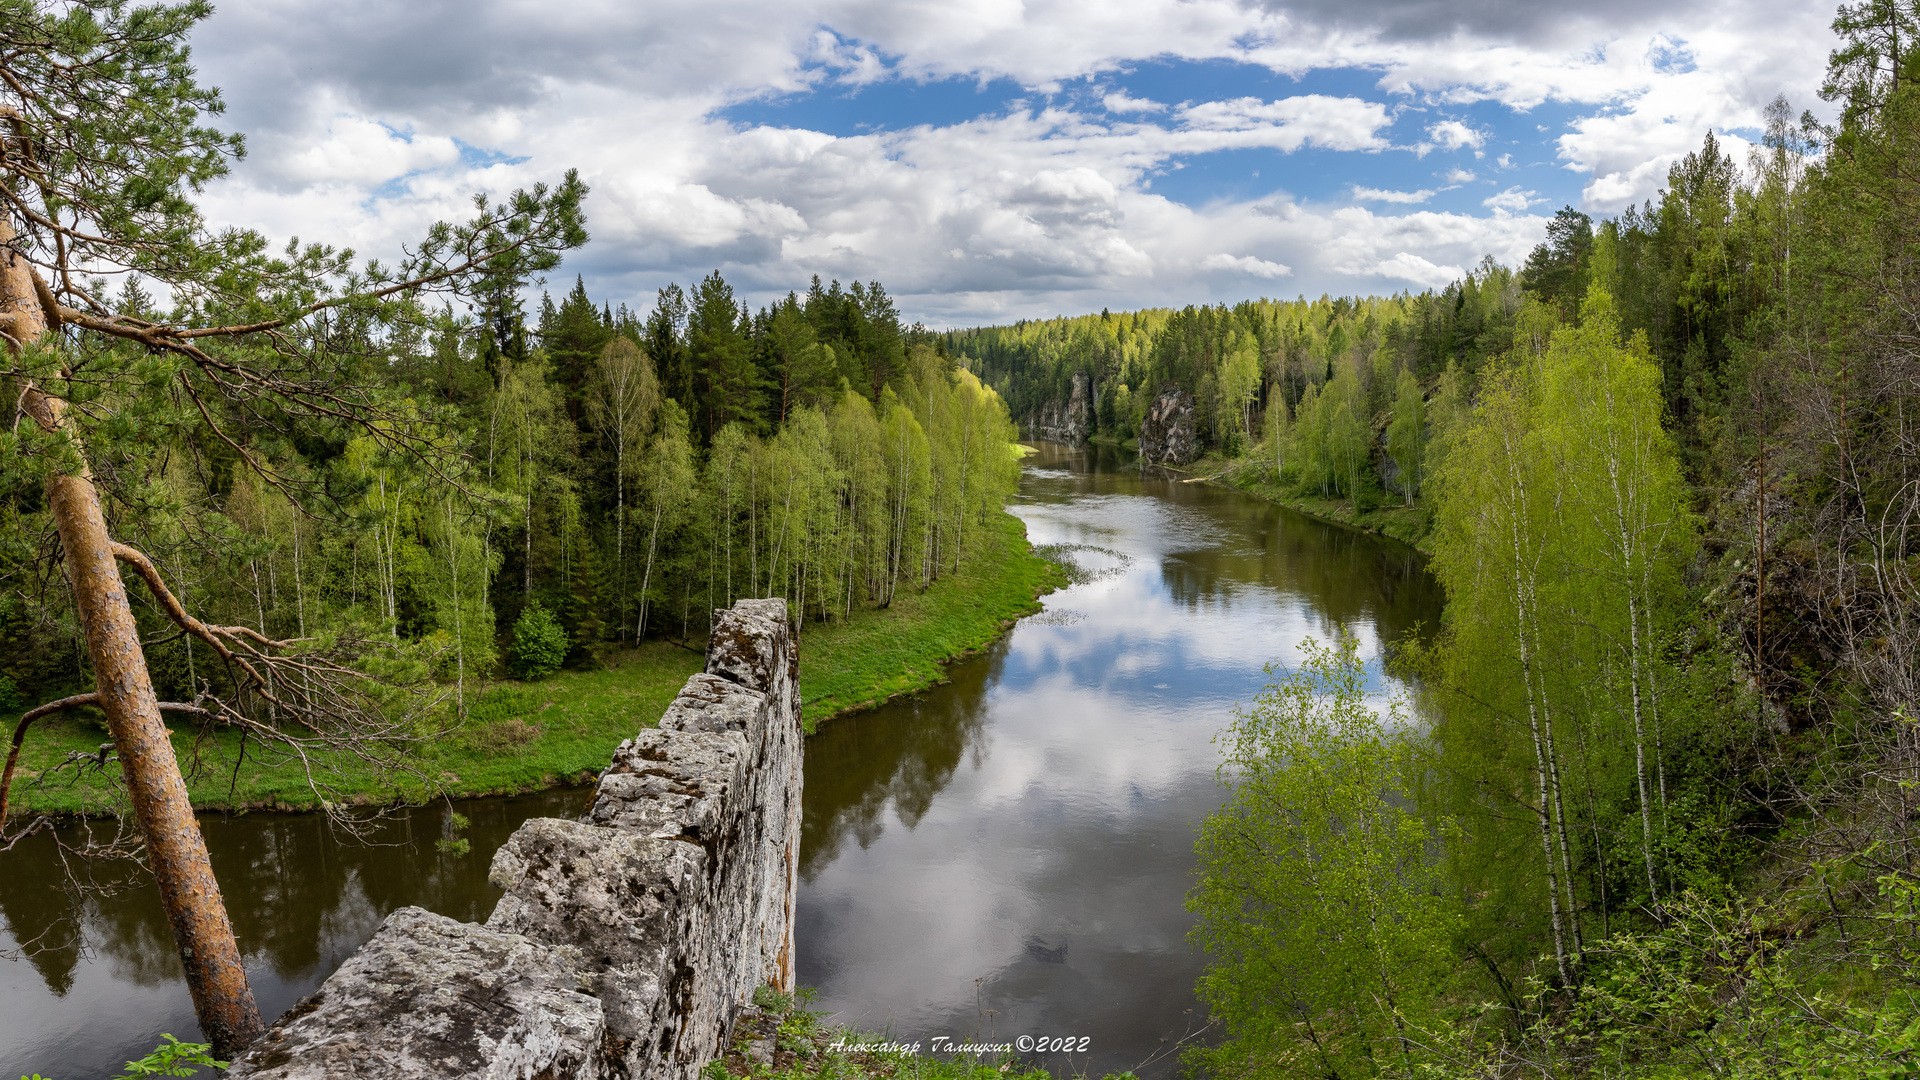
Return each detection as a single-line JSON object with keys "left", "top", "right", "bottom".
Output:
{"left": 0, "top": 270, "right": 1020, "bottom": 706}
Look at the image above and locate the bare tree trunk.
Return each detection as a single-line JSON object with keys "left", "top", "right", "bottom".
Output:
{"left": 615, "top": 429, "right": 625, "bottom": 634}
{"left": 637, "top": 501, "right": 662, "bottom": 640}
{"left": 1496, "top": 433, "right": 1573, "bottom": 988}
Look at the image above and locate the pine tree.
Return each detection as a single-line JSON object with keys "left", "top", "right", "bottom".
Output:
{"left": 0, "top": 1, "right": 584, "bottom": 1054}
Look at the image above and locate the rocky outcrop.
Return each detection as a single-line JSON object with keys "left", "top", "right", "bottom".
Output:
{"left": 227, "top": 599, "right": 803, "bottom": 1080}
{"left": 1028, "top": 371, "right": 1093, "bottom": 444}
{"left": 1374, "top": 425, "right": 1410, "bottom": 502}
{"left": 1138, "top": 387, "right": 1199, "bottom": 465}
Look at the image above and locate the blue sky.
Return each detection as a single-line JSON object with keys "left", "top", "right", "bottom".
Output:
{"left": 186, "top": 0, "right": 1839, "bottom": 327}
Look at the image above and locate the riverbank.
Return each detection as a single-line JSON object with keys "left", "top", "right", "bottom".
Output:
{"left": 1175, "top": 453, "right": 1432, "bottom": 553}
{"left": 7, "top": 512, "right": 1064, "bottom": 816}
{"left": 1077, "top": 435, "right": 1431, "bottom": 551}
{"left": 797, "top": 511, "right": 1066, "bottom": 727}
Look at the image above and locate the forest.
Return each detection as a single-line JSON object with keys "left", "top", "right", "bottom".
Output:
{"left": 950, "top": 4, "right": 1920, "bottom": 1074}
{"left": 0, "top": 266, "right": 1022, "bottom": 713}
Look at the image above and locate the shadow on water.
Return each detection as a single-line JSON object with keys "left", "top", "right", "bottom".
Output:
{"left": 802, "top": 641, "right": 1003, "bottom": 878}
{"left": 794, "top": 441, "right": 1444, "bottom": 1079}
{"left": 0, "top": 788, "right": 584, "bottom": 1080}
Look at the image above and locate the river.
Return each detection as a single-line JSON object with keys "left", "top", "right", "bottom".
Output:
{"left": 0, "top": 441, "right": 1441, "bottom": 1080}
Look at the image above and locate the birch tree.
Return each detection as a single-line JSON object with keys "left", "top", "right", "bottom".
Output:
{"left": 635, "top": 403, "right": 696, "bottom": 638}
{"left": 1430, "top": 365, "right": 1582, "bottom": 987}
{"left": 585, "top": 337, "right": 659, "bottom": 629}
{"left": 1537, "top": 289, "right": 1694, "bottom": 903}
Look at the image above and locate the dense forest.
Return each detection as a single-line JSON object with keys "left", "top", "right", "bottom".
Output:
{"left": 965, "top": 6, "right": 1920, "bottom": 1076}
{"left": 0, "top": 265, "right": 1021, "bottom": 712}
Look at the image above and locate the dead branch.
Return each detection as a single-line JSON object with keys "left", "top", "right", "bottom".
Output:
{"left": 106, "top": 539, "right": 452, "bottom": 830}
{"left": 1, "top": 694, "right": 215, "bottom": 837}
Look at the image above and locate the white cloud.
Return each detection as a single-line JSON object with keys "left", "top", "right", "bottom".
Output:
{"left": 1202, "top": 253, "right": 1293, "bottom": 278}
{"left": 1482, "top": 185, "right": 1539, "bottom": 214}
{"left": 1175, "top": 95, "right": 1392, "bottom": 152}
{"left": 808, "top": 30, "right": 891, "bottom": 85}
{"left": 272, "top": 114, "right": 460, "bottom": 186}
{"left": 1102, "top": 90, "right": 1168, "bottom": 114}
{"left": 1368, "top": 252, "right": 1467, "bottom": 290}
{"left": 1351, "top": 185, "right": 1435, "bottom": 204}
{"left": 178, "top": 0, "right": 1840, "bottom": 324}
{"left": 1418, "top": 119, "right": 1485, "bottom": 156}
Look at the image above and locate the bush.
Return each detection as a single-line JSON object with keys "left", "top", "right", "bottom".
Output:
{"left": 510, "top": 604, "right": 568, "bottom": 680}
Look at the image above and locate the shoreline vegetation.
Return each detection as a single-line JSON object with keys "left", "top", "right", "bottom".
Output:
{"left": 9, "top": 511, "right": 1063, "bottom": 818}
{"left": 1183, "top": 453, "right": 1431, "bottom": 553}
{"left": 1088, "top": 434, "right": 1433, "bottom": 553}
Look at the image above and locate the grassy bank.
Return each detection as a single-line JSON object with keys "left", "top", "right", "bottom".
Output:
{"left": 797, "top": 511, "right": 1064, "bottom": 727}
{"left": 8, "top": 512, "right": 1062, "bottom": 816}
{"left": 1180, "top": 452, "right": 1433, "bottom": 552}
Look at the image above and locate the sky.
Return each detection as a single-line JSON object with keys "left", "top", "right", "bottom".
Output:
{"left": 186, "top": 0, "right": 1840, "bottom": 329}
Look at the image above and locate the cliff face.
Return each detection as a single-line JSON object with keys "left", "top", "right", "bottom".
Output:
{"left": 1027, "top": 371, "right": 1094, "bottom": 444}
{"left": 1374, "top": 426, "right": 1410, "bottom": 502}
{"left": 1138, "top": 387, "right": 1200, "bottom": 465}
{"left": 227, "top": 599, "right": 803, "bottom": 1080}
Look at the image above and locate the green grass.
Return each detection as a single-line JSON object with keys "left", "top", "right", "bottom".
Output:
{"left": 7, "top": 641, "right": 705, "bottom": 815}
{"left": 1187, "top": 453, "right": 1433, "bottom": 552}
{"left": 797, "top": 511, "right": 1065, "bottom": 728}
{"left": 8, "top": 512, "right": 1061, "bottom": 815}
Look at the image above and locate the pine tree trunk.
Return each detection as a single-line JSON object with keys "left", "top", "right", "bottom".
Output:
{"left": 5, "top": 234, "right": 262, "bottom": 1055}
{"left": 32, "top": 396, "right": 265, "bottom": 1054}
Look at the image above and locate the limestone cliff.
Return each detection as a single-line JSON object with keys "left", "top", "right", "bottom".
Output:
{"left": 227, "top": 599, "right": 803, "bottom": 1080}
{"left": 1138, "top": 387, "right": 1200, "bottom": 465}
{"left": 1026, "top": 371, "right": 1094, "bottom": 444}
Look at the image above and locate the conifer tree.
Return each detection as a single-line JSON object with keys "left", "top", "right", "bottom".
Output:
{"left": 0, "top": 2, "right": 584, "bottom": 1053}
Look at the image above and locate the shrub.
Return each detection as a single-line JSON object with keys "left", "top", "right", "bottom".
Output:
{"left": 510, "top": 604, "right": 568, "bottom": 680}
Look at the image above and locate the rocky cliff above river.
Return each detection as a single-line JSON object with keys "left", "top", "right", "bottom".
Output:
{"left": 1138, "top": 387, "right": 1200, "bottom": 465}
{"left": 1027, "top": 371, "right": 1093, "bottom": 444}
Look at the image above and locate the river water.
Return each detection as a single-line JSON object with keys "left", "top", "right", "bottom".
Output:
{"left": 0, "top": 441, "right": 1440, "bottom": 1080}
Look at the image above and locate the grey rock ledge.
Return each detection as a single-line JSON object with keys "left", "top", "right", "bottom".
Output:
{"left": 227, "top": 598, "right": 802, "bottom": 1080}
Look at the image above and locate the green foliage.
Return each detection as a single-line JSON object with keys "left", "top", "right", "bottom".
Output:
{"left": 7, "top": 510, "right": 1052, "bottom": 815}
{"left": 511, "top": 603, "right": 569, "bottom": 680}
{"left": 1190, "top": 635, "right": 1460, "bottom": 1078}
{"left": 112, "top": 1034, "right": 224, "bottom": 1078}
{"left": 1385, "top": 367, "right": 1425, "bottom": 504}
{"left": 1425, "top": 287, "right": 1700, "bottom": 965}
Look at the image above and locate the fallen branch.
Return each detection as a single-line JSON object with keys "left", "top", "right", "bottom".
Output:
{"left": 1, "top": 694, "right": 214, "bottom": 836}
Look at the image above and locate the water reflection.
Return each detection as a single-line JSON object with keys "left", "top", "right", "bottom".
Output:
{"left": 795, "top": 442, "right": 1442, "bottom": 1078}
{"left": 802, "top": 656, "right": 998, "bottom": 877}
{"left": 0, "top": 441, "right": 1441, "bottom": 1080}
{"left": 1, "top": 789, "right": 582, "bottom": 1080}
